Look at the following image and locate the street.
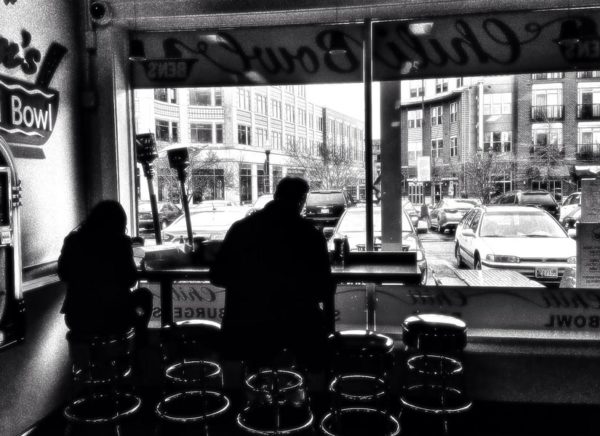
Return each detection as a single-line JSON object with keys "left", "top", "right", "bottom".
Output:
{"left": 419, "top": 229, "right": 462, "bottom": 286}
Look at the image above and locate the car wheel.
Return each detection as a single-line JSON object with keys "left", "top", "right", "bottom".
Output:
{"left": 474, "top": 255, "right": 482, "bottom": 270}
{"left": 455, "top": 245, "right": 464, "bottom": 269}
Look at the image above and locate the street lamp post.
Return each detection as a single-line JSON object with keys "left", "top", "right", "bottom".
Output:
{"left": 264, "top": 149, "right": 271, "bottom": 194}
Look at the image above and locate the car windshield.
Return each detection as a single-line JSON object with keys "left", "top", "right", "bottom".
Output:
{"left": 307, "top": 192, "right": 345, "bottom": 206}
{"left": 521, "top": 193, "right": 555, "bottom": 205}
{"left": 167, "top": 209, "right": 245, "bottom": 231}
{"left": 443, "top": 200, "right": 476, "bottom": 210}
{"left": 479, "top": 211, "right": 567, "bottom": 238}
{"left": 337, "top": 209, "right": 412, "bottom": 233}
{"left": 138, "top": 202, "right": 156, "bottom": 213}
{"left": 253, "top": 195, "right": 273, "bottom": 208}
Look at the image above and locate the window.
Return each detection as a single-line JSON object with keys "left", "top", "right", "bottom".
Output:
{"left": 215, "top": 124, "right": 223, "bottom": 144}
{"left": 577, "top": 71, "right": 600, "bottom": 78}
{"left": 408, "top": 110, "right": 422, "bottom": 128}
{"left": 298, "top": 108, "right": 306, "bottom": 126}
{"left": 272, "top": 166, "right": 283, "bottom": 188}
{"left": 189, "top": 88, "right": 212, "bottom": 106}
{"left": 284, "top": 85, "right": 294, "bottom": 93}
{"left": 191, "top": 168, "right": 225, "bottom": 202}
{"left": 450, "top": 102, "right": 458, "bottom": 122}
{"left": 408, "top": 140, "right": 422, "bottom": 166}
{"left": 431, "top": 138, "right": 443, "bottom": 158}
{"left": 240, "top": 164, "right": 252, "bottom": 204}
{"left": 409, "top": 81, "right": 424, "bottom": 98}
{"left": 238, "top": 124, "right": 251, "bottom": 145}
{"left": 456, "top": 77, "right": 463, "bottom": 87}
{"left": 154, "top": 88, "right": 177, "bottom": 103}
{"left": 171, "top": 122, "right": 179, "bottom": 143}
{"left": 285, "top": 104, "right": 295, "bottom": 123}
{"left": 256, "top": 94, "right": 267, "bottom": 115}
{"left": 317, "top": 116, "right": 324, "bottom": 132}
{"left": 255, "top": 127, "right": 268, "bottom": 147}
{"left": 155, "top": 119, "right": 170, "bottom": 141}
{"left": 296, "top": 86, "right": 306, "bottom": 97}
{"left": 285, "top": 134, "right": 295, "bottom": 151}
{"left": 431, "top": 106, "right": 443, "bottom": 126}
{"left": 484, "top": 131, "right": 512, "bottom": 152}
{"left": 238, "top": 88, "right": 251, "bottom": 110}
{"left": 532, "top": 72, "right": 564, "bottom": 79}
{"left": 271, "top": 100, "right": 282, "bottom": 119}
{"left": 214, "top": 89, "right": 222, "bottom": 106}
{"left": 190, "top": 123, "right": 213, "bottom": 143}
{"left": 436, "top": 79, "right": 449, "bottom": 93}
{"left": 450, "top": 136, "right": 458, "bottom": 156}
{"left": 270, "top": 131, "right": 282, "bottom": 150}
{"left": 308, "top": 112, "right": 314, "bottom": 129}
{"left": 532, "top": 124, "right": 562, "bottom": 147}
{"left": 298, "top": 137, "right": 307, "bottom": 153}
{"left": 532, "top": 86, "right": 563, "bottom": 119}
{"left": 483, "top": 93, "right": 511, "bottom": 115}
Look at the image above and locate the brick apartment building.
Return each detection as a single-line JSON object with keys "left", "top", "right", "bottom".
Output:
{"left": 399, "top": 72, "right": 600, "bottom": 205}
{"left": 134, "top": 85, "right": 365, "bottom": 205}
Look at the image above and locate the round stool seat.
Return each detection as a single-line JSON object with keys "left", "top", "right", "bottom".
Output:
{"left": 156, "top": 390, "right": 230, "bottom": 424}
{"left": 245, "top": 369, "right": 306, "bottom": 406}
{"left": 64, "top": 392, "right": 141, "bottom": 424}
{"left": 165, "top": 360, "right": 222, "bottom": 385}
{"left": 237, "top": 403, "right": 314, "bottom": 435}
{"left": 400, "top": 384, "right": 472, "bottom": 415}
{"left": 330, "top": 375, "right": 387, "bottom": 402}
{"left": 320, "top": 407, "right": 400, "bottom": 436}
{"left": 329, "top": 330, "right": 394, "bottom": 357}
{"left": 402, "top": 314, "right": 466, "bottom": 352}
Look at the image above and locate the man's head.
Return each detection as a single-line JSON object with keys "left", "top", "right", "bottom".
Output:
{"left": 274, "top": 176, "right": 310, "bottom": 214}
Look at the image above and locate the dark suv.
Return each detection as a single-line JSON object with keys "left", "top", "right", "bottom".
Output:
{"left": 304, "top": 190, "right": 355, "bottom": 229}
{"left": 495, "top": 190, "right": 560, "bottom": 220}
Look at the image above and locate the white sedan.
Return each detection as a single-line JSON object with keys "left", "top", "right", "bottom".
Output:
{"left": 454, "top": 205, "right": 576, "bottom": 286}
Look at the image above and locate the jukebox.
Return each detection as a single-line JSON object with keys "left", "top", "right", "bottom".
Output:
{"left": 0, "top": 138, "right": 25, "bottom": 351}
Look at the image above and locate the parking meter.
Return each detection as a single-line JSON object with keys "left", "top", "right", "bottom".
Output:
{"left": 166, "top": 146, "right": 194, "bottom": 249}
{"left": 135, "top": 133, "right": 162, "bottom": 244}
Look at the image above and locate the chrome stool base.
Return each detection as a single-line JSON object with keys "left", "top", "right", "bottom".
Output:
{"left": 400, "top": 384, "right": 472, "bottom": 415}
{"left": 156, "top": 390, "right": 230, "bottom": 424}
{"left": 320, "top": 407, "right": 400, "bottom": 436}
{"left": 64, "top": 392, "right": 141, "bottom": 424}
{"left": 329, "top": 374, "right": 387, "bottom": 403}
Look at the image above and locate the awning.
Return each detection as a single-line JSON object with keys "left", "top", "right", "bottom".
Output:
{"left": 574, "top": 165, "right": 600, "bottom": 178}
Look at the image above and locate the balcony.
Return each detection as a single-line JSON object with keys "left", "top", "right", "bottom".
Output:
{"left": 576, "top": 143, "right": 600, "bottom": 161}
{"left": 576, "top": 104, "right": 600, "bottom": 120}
{"left": 529, "top": 144, "right": 565, "bottom": 158}
{"left": 530, "top": 105, "right": 564, "bottom": 121}
{"left": 531, "top": 73, "right": 564, "bottom": 80}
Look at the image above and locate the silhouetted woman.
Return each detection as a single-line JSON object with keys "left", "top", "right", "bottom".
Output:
{"left": 58, "top": 200, "right": 152, "bottom": 336}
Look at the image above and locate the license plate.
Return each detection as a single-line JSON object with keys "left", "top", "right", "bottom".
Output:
{"left": 535, "top": 267, "right": 558, "bottom": 278}
{"left": 321, "top": 208, "right": 330, "bottom": 213}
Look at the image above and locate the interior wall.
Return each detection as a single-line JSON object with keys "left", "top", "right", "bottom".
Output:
{"left": 0, "top": 0, "right": 86, "bottom": 271}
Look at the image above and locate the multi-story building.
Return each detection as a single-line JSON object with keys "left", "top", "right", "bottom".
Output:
{"left": 134, "top": 85, "right": 364, "bottom": 205}
{"left": 399, "top": 72, "right": 600, "bottom": 204}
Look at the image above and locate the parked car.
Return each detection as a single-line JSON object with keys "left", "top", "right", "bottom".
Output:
{"left": 304, "top": 190, "right": 356, "bottom": 229}
{"left": 428, "top": 198, "right": 478, "bottom": 233}
{"left": 162, "top": 206, "right": 248, "bottom": 243}
{"left": 138, "top": 201, "right": 182, "bottom": 231}
{"left": 192, "top": 200, "right": 237, "bottom": 210}
{"left": 402, "top": 199, "right": 420, "bottom": 227}
{"left": 561, "top": 205, "right": 580, "bottom": 238}
{"left": 246, "top": 194, "right": 274, "bottom": 216}
{"left": 327, "top": 206, "right": 428, "bottom": 285}
{"left": 494, "top": 190, "right": 560, "bottom": 220}
{"left": 560, "top": 191, "right": 581, "bottom": 221}
{"left": 454, "top": 205, "right": 576, "bottom": 286}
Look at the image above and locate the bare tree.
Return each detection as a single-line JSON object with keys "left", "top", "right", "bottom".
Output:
{"left": 455, "top": 151, "right": 514, "bottom": 204}
{"left": 286, "top": 141, "right": 361, "bottom": 190}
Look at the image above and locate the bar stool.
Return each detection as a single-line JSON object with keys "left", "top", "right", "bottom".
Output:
{"left": 400, "top": 314, "right": 472, "bottom": 435}
{"left": 237, "top": 350, "right": 314, "bottom": 435}
{"left": 155, "top": 319, "right": 230, "bottom": 436}
{"left": 64, "top": 328, "right": 141, "bottom": 435}
{"left": 320, "top": 330, "right": 399, "bottom": 436}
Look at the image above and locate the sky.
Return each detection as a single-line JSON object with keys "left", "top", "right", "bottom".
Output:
{"left": 306, "top": 83, "right": 381, "bottom": 139}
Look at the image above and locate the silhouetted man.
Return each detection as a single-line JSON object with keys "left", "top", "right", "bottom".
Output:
{"left": 210, "top": 177, "right": 335, "bottom": 370}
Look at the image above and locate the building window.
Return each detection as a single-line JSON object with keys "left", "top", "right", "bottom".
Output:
{"left": 308, "top": 112, "right": 314, "bottom": 129}
{"left": 284, "top": 85, "right": 294, "bottom": 93}
{"left": 450, "top": 136, "right": 458, "bottom": 156}
{"left": 532, "top": 72, "right": 564, "bottom": 80}
{"left": 450, "top": 102, "right": 458, "bottom": 122}
{"left": 255, "top": 127, "right": 268, "bottom": 148}
{"left": 577, "top": 86, "right": 600, "bottom": 119}
{"left": 240, "top": 164, "right": 252, "bottom": 204}
{"left": 317, "top": 116, "right": 324, "bottom": 132}
{"left": 215, "top": 124, "right": 223, "bottom": 144}
{"left": 191, "top": 168, "right": 225, "bottom": 202}
{"left": 435, "top": 79, "right": 449, "bottom": 93}
{"left": 431, "top": 106, "right": 443, "bottom": 126}
{"left": 154, "top": 88, "right": 177, "bottom": 104}
{"left": 456, "top": 77, "right": 463, "bottom": 87}
{"left": 272, "top": 166, "right": 283, "bottom": 187}
{"left": 532, "top": 125, "right": 562, "bottom": 149}
{"left": 155, "top": 119, "right": 170, "bottom": 141}
{"left": 484, "top": 131, "right": 512, "bottom": 152}
{"left": 256, "top": 94, "right": 267, "bottom": 115}
{"left": 285, "top": 134, "right": 295, "bottom": 151}
{"left": 171, "top": 122, "right": 179, "bottom": 143}
{"left": 190, "top": 123, "right": 213, "bottom": 143}
{"left": 238, "top": 88, "right": 251, "bottom": 110}
{"left": 298, "top": 108, "right": 306, "bottom": 126}
{"left": 296, "top": 86, "right": 306, "bottom": 97}
{"left": 271, "top": 131, "right": 282, "bottom": 150}
{"left": 431, "top": 138, "right": 443, "bottom": 158}
{"left": 409, "top": 81, "right": 424, "bottom": 98}
{"left": 285, "top": 104, "right": 295, "bottom": 123}
{"left": 238, "top": 124, "right": 251, "bottom": 145}
{"left": 189, "top": 88, "right": 212, "bottom": 106}
{"left": 483, "top": 93, "right": 511, "bottom": 115}
{"left": 408, "top": 141, "right": 422, "bottom": 166}
{"left": 298, "top": 137, "right": 307, "bottom": 153}
{"left": 271, "top": 100, "right": 282, "bottom": 119}
{"left": 531, "top": 87, "right": 563, "bottom": 120}
{"left": 214, "top": 89, "right": 222, "bottom": 106}
{"left": 408, "top": 110, "right": 422, "bottom": 128}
